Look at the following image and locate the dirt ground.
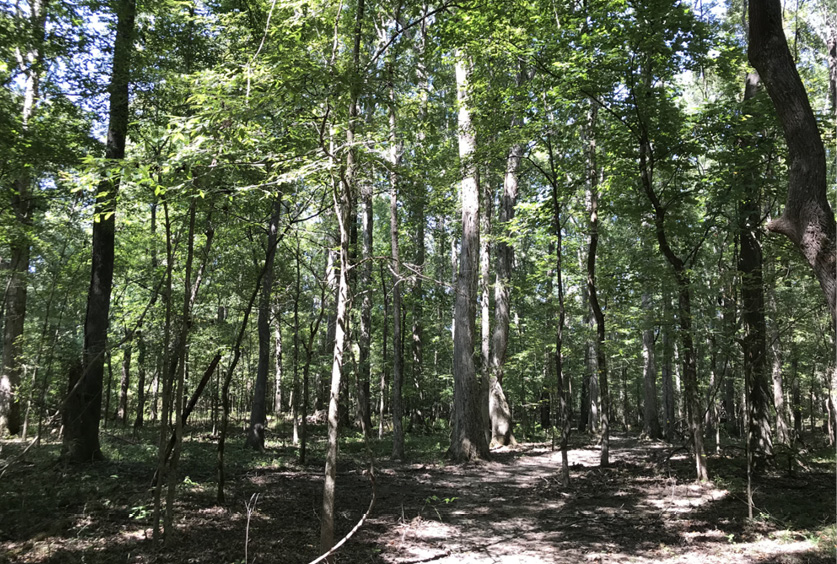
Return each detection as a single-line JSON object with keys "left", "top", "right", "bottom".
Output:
{"left": 1, "top": 432, "right": 834, "bottom": 563}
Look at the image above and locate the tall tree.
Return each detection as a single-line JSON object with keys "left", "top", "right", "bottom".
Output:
{"left": 738, "top": 72, "right": 773, "bottom": 469}
{"left": 320, "top": 0, "right": 364, "bottom": 556}
{"left": 449, "top": 51, "right": 489, "bottom": 461}
{"left": 62, "top": 0, "right": 135, "bottom": 462}
{"left": 748, "top": 0, "right": 836, "bottom": 322}
{"left": 584, "top": 102, "right": 609, "bottom": 467}
{"left": 247, "top": 194, "right": 282, "bottom": 451}
{"left": 488, "top": 134, "right": 521, "bottom": 447}
{"left": 0, "top": 0, "right": 47, "bottom": 437}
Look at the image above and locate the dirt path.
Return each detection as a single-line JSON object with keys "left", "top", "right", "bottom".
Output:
{"left": 353, "top": 434, "right": 833, "bottom": 564}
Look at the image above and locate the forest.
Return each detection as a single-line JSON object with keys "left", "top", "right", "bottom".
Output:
{"left": 1, "top": 0, "right": 836, "bottom": 562}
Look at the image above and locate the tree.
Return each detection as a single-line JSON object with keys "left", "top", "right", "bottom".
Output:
{"left": 449, "top": 51, "right": 489, "bottom": 462}
{"left": 0, "top": 0, "right": 47, "bottom": 437}
{"left": 62, "top": 0, "right": 135, "bottom": 462}
{"left": 748, "top": 0, "right": 836, "bottom": 322}
{"left": 246, "top": 194, "right": 282, "bottom": 451}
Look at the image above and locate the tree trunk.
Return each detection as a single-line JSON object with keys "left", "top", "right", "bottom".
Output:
{"left": 379, "top": 261, "right": 389, "bottom": 439}
{"left": 662, "top": 295, "right": 675, "bottom": 441}
{"left": 488, "top": 137, "right": 521, "bottom": 447}
{"left": 739, "top": 72, "right": 773, "bottom": 469}
{"left": 320, "top": 0, "right": 364, "bottom": 556}
{"left": 479, "top": 170, "right": 491, "bottom": 446}
{"left": 1, "top": 0, "right": 46, "bottom": 438}
{"left": 358, "top": 174, "right": 374, "bottom": 438}
{"left": 449, "top": 52, "right": 489, "bottom": 462}
{"left": 273, "top": 308, "right": 283, "bottom": 414}
{"left": 585, "top": 103, "right": 609, "bottom": 467}
{"left": 642, "top": 293, "right": 661, "bottom": 439}
{"left": 388, "top": 20, "right": 405, "bottom": 459}
{"left": 118, "top": 332, "right": 132, "bottom": 425}
{"left": 410, "top": 6, "right": 429, "bottom": 438}
{"left": 767, "top": 261, "right": 789, "bottom": 446}
{"left": 247, "top": 195, "right": 282, "bottom": 451}
{"left": 133, "top": 329, "right": 146, "bottom": 429}
{"left": 640, "top": 129, "right": 707, "bottom": 481}
{"left": 748, "top": 1, "right": 836, "bottom": 323}
{"left": 62, "top": 0, "right": 135, "bottom": 462}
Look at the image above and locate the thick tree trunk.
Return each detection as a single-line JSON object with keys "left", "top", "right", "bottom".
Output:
{"left": 739, "top": 72, "right": 773, "bottom": 468}
{"left": 247, "top": 195, "right": 281, "bottom": 451}
{"left": 642, "top": 293, "right": 661, "bottom": 439}
{"left": 449, "top": 53, "right": 489, "bottom": 462}
{"left": 488, "top": 141, "right": 521, "bottom": 447}
{"left": 748, "top": 1, "right": 836, "bottom": 323}
{"left": 62, "top": 0, "right": 134, "bottom": 462}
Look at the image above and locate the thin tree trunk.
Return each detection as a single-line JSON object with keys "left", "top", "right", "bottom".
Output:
{"left": 358, "top": 173, "right": 374, "bottom": 438}
{"left": 1, "top": 0, "right": 46, "bottom": 437}
{"left": 387, "top": 14, "right": 405, "bottom": 459}
{"left": 133, "top": 330, "right": 146, "bottom": 429}
{"left": 164, "top": 199, "right": 196, "bottom": 543}
{"left": 379, "top": 262, "right": 389, "bottom": 439}
{"left": 639, "top": 123, "right": 707, "bottom": 481}
{"left": 117, "top": 330, "right": 132, "bottom": 425}
{"left": 292, "top": 240, "right": 302, "bottom": 445}
{"left": 642, "top": 293, "right": 661, "bottom": 439}
{"left": 449, "top": 52, "right": 489, "bottom": 462}
{"left": 662, "top": 295, "right": 675, "bottom": 441}
{"left": 247, "top": 195, "right": 282, "bottom": 451}
{"left": 585, "top": 102, "right": 609, "bottom": 467}
{"left": 320, "top": 1, "right": 364, "bottom": 556}
{"left": 273, "top": 307, "right": 283, "bottom": 414}
{"left": 410, "top": 5, "right": 429, "bottom": 438}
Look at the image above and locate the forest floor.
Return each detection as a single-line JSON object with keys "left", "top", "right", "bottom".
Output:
{"left": 1, "top": 426, "right": 835, "bottom": 564}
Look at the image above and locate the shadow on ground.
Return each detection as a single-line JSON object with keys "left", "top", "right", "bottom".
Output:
{"left": 1, "top": 432, "right": 833, "bottom": 563}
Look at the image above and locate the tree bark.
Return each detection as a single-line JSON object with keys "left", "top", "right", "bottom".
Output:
{"left": 642, "top": 293, "right": 661, "bottom": 439}
{"left": 62, "top": 0, "right": 135, "bottom": 462}
{"left": 247, "top": 195, "right": 282, "bottom": 451}
{"left": 585, "top": 103, "right": 609, "bottom": 467}
{"left": 488, "top": 140, "right": 521, "bottom": 447}
{"left": 358, "top": 173, "right": 374, "bottom": 438}
{"left": 320, "top": 0, "right": 364, "bottom": 556}
{"left": 0, "top": 0, "right": 47, "bottom": 437}
{"left": 117, "top": 332, "right": 132, "bottom": 425}
{"left": 748, "top": 0, "right": 836, "bottom": 323}
{"left": 739, "top": 72, "right": 773, "bottom": 469}
{"left": 640, "top": 130, "right": 708, "bottom": 481}
{"left": 388, "top": 15, "right": 405, "bottom": 459}
{"left": 449, "top": 52, "right": 489, "bottom": 462}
